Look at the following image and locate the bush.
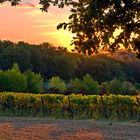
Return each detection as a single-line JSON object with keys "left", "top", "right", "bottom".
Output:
{"left": 68, "top": 78, "right": 84, "bottom": 93}
{"left": 82, "top": 74, "right": 100, "bottom": 94}
{"left": 135, "top": 83, "right": 140, "bottom": 91}
{"left": 108, "top": 79, "right": 123, "bottom": 94}
{"left": 108, "top": 79, "right": 138, "bottom": 95}
{"left": 25, "top": 70, "right": 43, "bottom": 93}
{"left": 48, "top": 76, "right": 66, "bottom": 93}
{"left": 0, "top": 63, "right": 44, "bottom": 93}
{"left": 0, "top": 63, "right": 27, "bottom": 92}
{"left": 122, "top": 81, "right": 138, "bottom": 95}
{"left": 100, "top": 81, "right": 110, "bottom": 95}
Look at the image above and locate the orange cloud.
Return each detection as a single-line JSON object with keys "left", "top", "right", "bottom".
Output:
{"left": 16, "top": 3, "right": 36, "bottom": 8}
{"left": 0, "top": 3, "right": 74, "bottom": 50}
{"left": 25, "top": 9, "right": 43, "bottom": 16}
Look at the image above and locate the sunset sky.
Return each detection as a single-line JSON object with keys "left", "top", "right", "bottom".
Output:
{"left": 0, "top": 0, "right": 74, "bottom": 50}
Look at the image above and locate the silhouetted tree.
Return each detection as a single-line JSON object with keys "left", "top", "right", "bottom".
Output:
{"left": 1, "top": 0, "right": 139, "bottom": 56}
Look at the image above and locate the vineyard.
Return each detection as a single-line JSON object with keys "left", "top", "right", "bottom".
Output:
{"left": 0, "top": 92, "right": 140, "bottom": 120}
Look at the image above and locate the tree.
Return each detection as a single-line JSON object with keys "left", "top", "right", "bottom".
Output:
{"left": 100, "top": 81, "right": 110, "bottom": 94}
{"left": 1, "top": 0, "right": 139, "bottom": 56}
{"left": 0, "top": 45, "right": 31, "bottom": 71}
{"left": 110, "top": 63, "right": 126, "bottom": 81}
{"left": 108, "top": 78, "right": 123, "bottom": 94}
{"left": 25, "top": 70, "right": 43, "bottom": 93}
{"left": 0, "top": 70, "right": 8, "bottom": 91}
{"left": 27, "top": 45, "right": 45, "bottom": 74}
{"left": 75, "top": 55, "right": 126, "bottom": 83}
{"left": 48, "top": 76, "right": 67, "bottom": 93}
{"left": 135, "top": 83, "right": 140, "bottom": 91}
{"left": 53, "top": 54, "right": 80, "bottom": 80}
{"left": 82, "top": 74, "right": 100, "bottom": 94}
{"left": 122, "top": 81, "right": 138, "bottom": 95}
{"left": 0, "top": 63, "right": 27, "bottom": 92}
{"left": 68, "top": 78, "right": 84, "bottom": 93}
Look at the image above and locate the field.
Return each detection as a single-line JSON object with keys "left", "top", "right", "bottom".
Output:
{"left": 0, "top": 117, "right": 140, "bottom": 140}
{"left": 0, "top": 92, "right": 140, "bottom": 140}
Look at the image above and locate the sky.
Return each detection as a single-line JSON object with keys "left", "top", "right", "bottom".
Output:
{"left": 0, "top": 0, "right": 74, "bottom": 50}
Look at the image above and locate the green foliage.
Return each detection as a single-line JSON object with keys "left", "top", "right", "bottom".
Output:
{"left": 122, "top": 81, "right": 138, "bottom": 95}
{"left": 0, "top": 70, "right": 8, "bottom": 91}
{"left": 0, "top": 63, "right": 44, "bottom": 93}
{"left": 0, "top": 40, "right": 140, "bottom": 84}
{"left": 0, "top": 44, "right": 31, "bottom": 71}
{"left": 82, "top": 74, "right": 100, "bottom": 94}
{"left": 68, "top": 78, "right": 84, "bottom": 93}
{"left": 48, "top": 76, "right": 67, "bottom": 93}
{"left": 68, "top": 74, "right": 100, "bottom": 94}
{"left": 25, "top": 70, "right": 43, "bottom": 93}
{"left": 52, "top": 54, "right": 80, "bottom": 80}
{"left": 108, "top": 79, "right": 123, "bottom": 94}
{"left": 75, "top": 56, "right": 127, "bottom": 83}
{"left": 100, "top": 81, "right": 110, "bottom": 94}
{"left": 0, "top": 92, "right": 139, "bottom": 120}
{"left": 135, "top": 83, "right": 140, "bottom": 91}
{"left": 100, "top": 80, "right": 138, "bottom": 95}
{"left": 0, "top": 63, "right": 27, "bottom": 92}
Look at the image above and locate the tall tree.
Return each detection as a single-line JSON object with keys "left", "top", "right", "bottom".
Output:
{"left": 40, "top": 0, "right": 140, "bottom": 56}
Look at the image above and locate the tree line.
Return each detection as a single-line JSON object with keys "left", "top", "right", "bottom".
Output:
{"left": 0, "top": 40, "right": 140, "bottom": 94}
{"left": 0, "top": 40, "right": 140, "bottom": 82}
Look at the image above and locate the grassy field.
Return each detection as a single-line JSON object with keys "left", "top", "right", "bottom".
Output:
{"left": 0, "top": 117, "right": 140, "bottom": 140}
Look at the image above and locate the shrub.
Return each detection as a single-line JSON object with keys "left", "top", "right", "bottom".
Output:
{"left": 82, "top": 74, "right": 100, "bottom": 94}
{"left": 25, "top": 70, "right": 43, "bottom": 93}
{"left": 48, "top": 76, "right": 66, "bottom": 93}
{"left": 122, "top": 81, "right": 138, "bottom": 95}
{"left": 0, "top": 63, "right": 27, "bottom": 92}
{"left": 100, "top": 81, "right": 110, "bottom": 95}
{"left": 135, "top": 83, "right": 140, "bottom": 91}
{"left": 108, "top": 79, "right": 138, "bottom": 95}
{"left": 108, "top": 79, "right": 123, "bottom": 94}
{"left": 68, "top": 78, "right": 84, "bottom": 93}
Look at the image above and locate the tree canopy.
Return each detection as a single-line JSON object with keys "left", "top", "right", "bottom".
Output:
{"left": 1, "top": 0, "right": 139, "bottom": 56}
{"left": 1, "top": 40, "right": 140, "bottom": 83}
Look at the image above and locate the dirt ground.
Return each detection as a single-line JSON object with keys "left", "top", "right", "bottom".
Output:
{"left": 0, "top": 117, "right": 139, "bottom": 140}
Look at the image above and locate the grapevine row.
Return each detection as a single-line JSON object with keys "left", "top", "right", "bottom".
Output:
{"left": 0, "top": 92, "right": 140, "bottom": 120}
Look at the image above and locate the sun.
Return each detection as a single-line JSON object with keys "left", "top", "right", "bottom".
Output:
{"left": 42, "top": 30, "right": 75, "bottom": 51}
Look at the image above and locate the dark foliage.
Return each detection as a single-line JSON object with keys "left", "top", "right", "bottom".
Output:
{"left": 0, "top": 40, "right": 140, "bottom": 83}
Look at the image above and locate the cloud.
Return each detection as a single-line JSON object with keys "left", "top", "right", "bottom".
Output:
{"left": 0, "top": 2, "right": 73, "bottom": 49}
{"left": 25, "top": 9, "right": 44, "bottom": 16}
{"left": 22, "top": 0, "right": 39, "bottom": 5}
{"left": 16, "top": 3, "right": 36, "bottom": 8}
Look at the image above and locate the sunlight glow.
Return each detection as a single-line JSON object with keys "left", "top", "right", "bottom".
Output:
{"left": 0, "top": 3, "right": 73, "bottom": 50}
{"left": 42, "top": 30, "right": 75, "bottom": 51}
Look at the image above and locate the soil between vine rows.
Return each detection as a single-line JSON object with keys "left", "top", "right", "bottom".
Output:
{"left": 0, "top": 117, "right": 139, "bottom": 140}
